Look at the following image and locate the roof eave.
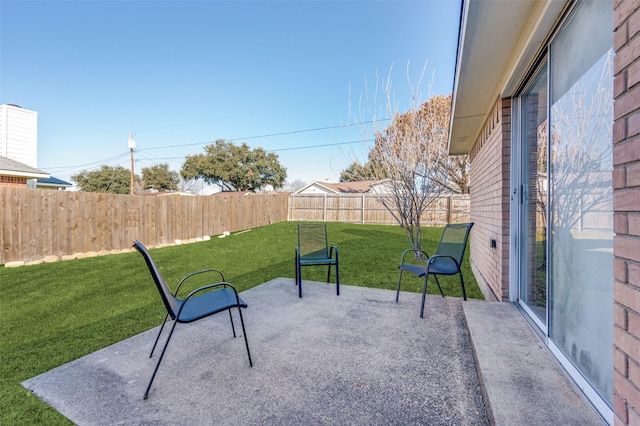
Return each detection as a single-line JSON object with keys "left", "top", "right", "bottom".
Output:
{"left": 448, "top": 0, "right": 568, "bottom": 155}
{"left": 0, "top": 170, "right": 50, "bottom": 179}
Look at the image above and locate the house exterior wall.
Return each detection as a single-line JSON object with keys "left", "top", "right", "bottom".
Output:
{"left": 468, "top": 98, "right": 511, "bottom": 301}
{"left": 612, "top": 0, "right": 640, "bottom": 424}
{"left": 298, "top": 187, "right": 332, "bottom": 195}
{"left": 0, "top": 175, "right": 27, "bottom": 188}
{"left": 0, "top": 105, "right": 38, "bottom": 168}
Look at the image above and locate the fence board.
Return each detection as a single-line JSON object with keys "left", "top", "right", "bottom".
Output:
{"left": 289, "top": 193, "right": 470, "bottom": 226}
{"left": 0, "top": 188, "right": 291, "bottom": 264}
{"left": 2, "top": 188, "right": 469, "bottom": 264}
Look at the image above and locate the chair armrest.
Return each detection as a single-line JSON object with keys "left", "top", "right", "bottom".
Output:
{"left": 329, "top": 246, "right": 338, "bottom": 259}
{"left": 182, "top": 281, "right": 237, "bottom": 302}
{"left": 175, "top": 269, "right": 226, "bottom": 296}
{"left": 399, "top": 249, "right": 430, "bottom": 265}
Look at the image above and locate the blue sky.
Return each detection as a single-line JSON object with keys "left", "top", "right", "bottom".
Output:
{"left": 1, "top": 0, "right": 461, "bottom": 190}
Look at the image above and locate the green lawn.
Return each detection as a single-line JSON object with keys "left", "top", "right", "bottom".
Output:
{"left": 0, "top": 222, "right": 482, "bottom": 424}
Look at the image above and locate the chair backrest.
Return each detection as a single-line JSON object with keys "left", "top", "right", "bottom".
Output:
{"left": 435, "top": 223, "right": 474, "bottom": 266}
{"left": 298, "top": 224, "right": 330, "bottom": 260}
{"left": 133, "top": 241, "right": 180, "bottom": 319}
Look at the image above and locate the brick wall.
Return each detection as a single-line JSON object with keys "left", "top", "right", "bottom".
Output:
{"left": 0, "top": 175, "right": 27, "bottom": 188}
{"left": 613, "top": 0, "right": 640, "bottom": 424}
{"left": 469, "top": 98, "right": 511, "bottom": 301}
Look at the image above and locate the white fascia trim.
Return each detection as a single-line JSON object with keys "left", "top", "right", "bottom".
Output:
{"left": 0, "top": 170, "right": 49, "bottom": 179}
{"left": 500, "top": 0, "right": 568, "bottom": 97}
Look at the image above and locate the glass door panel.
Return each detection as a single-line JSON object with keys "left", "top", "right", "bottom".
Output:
{"left": 548, "top": 0, "right": 613, "bottom": 407}
{"left": 519, "top": 64, "right": 548, "bottom": 326}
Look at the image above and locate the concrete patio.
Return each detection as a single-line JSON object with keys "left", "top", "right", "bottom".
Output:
{"left": 23, "top": 278, "right": 604, "bottom": 425}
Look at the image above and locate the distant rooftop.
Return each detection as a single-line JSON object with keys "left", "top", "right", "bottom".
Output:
{"left": 295, "top": 180, "right": 384, "bottom": 194}
{"left": 36, "top": 176, "right": 72, "bottom": 187}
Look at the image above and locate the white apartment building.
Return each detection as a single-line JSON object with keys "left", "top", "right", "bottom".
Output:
{"left": 0, "top": 104, "right": 38, "bottom": 167}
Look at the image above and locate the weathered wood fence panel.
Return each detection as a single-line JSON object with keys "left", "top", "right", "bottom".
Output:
{"left": 288, "top": 193, "right": 470, "bottom": 225}
{"left": 0, "top": 188, "right": 290, "bottom": 264}
{"left": 1, "top": 188, "right": 470, "bottom": 264}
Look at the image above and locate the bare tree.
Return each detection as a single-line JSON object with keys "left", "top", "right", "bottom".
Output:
{"left": 420, "top": 94, "right": 469, "bottom": 194}
{"left": 177, "top": 176, "right": 202, "bottom": 194}
{"left": 349, "top": 64, "right": 449, "bottom": 254}
{"left": 282, "top": 179, "right": 307, "bottom": 192}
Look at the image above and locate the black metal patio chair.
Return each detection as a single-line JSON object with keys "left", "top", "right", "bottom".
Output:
{"left": 295, "top": 224, "right": 339, "bottom": 298}
{"left": 133, "top": 240, "right": 252, "bottom": 399}
{"left": 396, "top": 222, "right": 474, "bottom": 318}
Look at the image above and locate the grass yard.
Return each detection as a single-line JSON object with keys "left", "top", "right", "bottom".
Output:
{"left": 0, "top": 222, "right": 482, "bottom": 425}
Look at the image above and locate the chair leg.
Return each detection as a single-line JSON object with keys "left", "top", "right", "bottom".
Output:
{"left": 144, "top": 318, "right": 179, "bottom": 399}
{"left": 228, "top": 309, "right": 237, "bottom": 338}
{"left": 459, "top": 272, "right": 467, "bottom": 301}
{"left": 236, "top": 306, "right": 253, "bottom": 367}
{"left": 150, "top": 313, "right": 170, "bottom": 358}
{"left": 335, "top": 260, "right": 339, "bottom": 296}
{"left": 295, "top": 255, "right": 302, "bottom": 298}
{"left": 396, "top": 269, "right": 403, "bottom": 303}
{"left": 420, "top": 274, "right": 429, "bottom": 318}
{"left": 433, "top": 275, "right": 445, "bottom": 298}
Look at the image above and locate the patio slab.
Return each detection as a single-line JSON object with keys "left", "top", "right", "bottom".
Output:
{"left": 23, "top": 278, "right": 487, "bottom": 425}
{"left": 22, "top": 277, "right": 605, "bottom": 425}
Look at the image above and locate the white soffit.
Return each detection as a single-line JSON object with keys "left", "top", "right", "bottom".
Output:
{"left": 449, "top": 0, "right": 567, "bottom": 155}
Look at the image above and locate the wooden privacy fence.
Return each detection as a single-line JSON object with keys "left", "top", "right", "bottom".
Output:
{"left": 0, "top": 188, "right": 290, "bottom": 264}
{"left": 1, "top": 188, "right": 470, "bottom": 264}
{"left": 288, "top": 193, "right": 470, "bottom": 225}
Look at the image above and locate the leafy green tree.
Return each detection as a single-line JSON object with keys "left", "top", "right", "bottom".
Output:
{"left": 339, "top": 161, "right": 381, "bottom": 182}
{"left": 141, "top": 163, "right": 179, "bottom": 192}
{"left": 71, "top": 165, "right": 135, "bottom": 194}
{"left": 181, "top": 139, "right": 287, "bottom": 192}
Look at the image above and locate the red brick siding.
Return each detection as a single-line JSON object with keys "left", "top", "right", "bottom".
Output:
{"left": 0, "top": 176, "right": 27, "bottom": 188}
{"left": 469, "top": 98, "right": 511, "bottom": 301}
{"left": 614, "top": 0, "right": 640, "bottom": 424}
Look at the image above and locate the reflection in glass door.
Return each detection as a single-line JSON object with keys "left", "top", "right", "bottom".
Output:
{"left": 515, "top": 0, "right": 614, "bottom": 413}
{"left": 548, "top": 0, "right": 613, "bottom": 407}
{"left": 519, "top": 64, "right": 548, "bottom": 326}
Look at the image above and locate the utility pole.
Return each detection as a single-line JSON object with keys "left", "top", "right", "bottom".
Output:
{"left": 128, "top": 132, "right": 136, "bottom": 195}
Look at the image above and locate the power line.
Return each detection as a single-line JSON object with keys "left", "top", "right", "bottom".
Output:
{"left": 42, "top": 152, "right": 130, "bottom": 171}
{"left": 270, "top": 139, "right": 374, "bottom": 152}
{"left": 40, "top": 120, "right": 384, "bottom": 172}
{"left": 137, "top": 119, "right": 386, "bottom": 152}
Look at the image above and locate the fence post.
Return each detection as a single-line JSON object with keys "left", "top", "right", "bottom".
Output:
{"left": 362, "top": 194, "right": 365, "bottom": 224}
{"left": 289, "top": 193, "right": 294, "bottom": 221}
{"left": 323, "top": 193, "right": 327, "bottom": 222}
{"left": 448, "top": 195, "right": 452, "bottom": 224}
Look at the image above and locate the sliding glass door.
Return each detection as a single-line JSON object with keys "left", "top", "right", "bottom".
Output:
{"left": 516, "top": 0, "right": 613, "bottom": 413}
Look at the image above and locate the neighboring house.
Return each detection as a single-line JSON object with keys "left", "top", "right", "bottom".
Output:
{"left": 0, "top": 104, "right": 38, "bottom": 168}
{"left": 449, "top": 0, "right": 637, "bottom": 424}
{"left": 212, "top": 190, "right": 252, "bottom": 196}
{"left": 0, "top": 104, "right": 71, "bottom": 190}
{"left": 139, "top": 191, "right": 196, "bottom": 197}
{"left": 30, "top": 176, "right": 73, "bottom": 190}
{"left": 295, "top": 180, "right": 384, "bottom": 194}
{"left": 0, "top": 155, "right": 49, "bottom": 188}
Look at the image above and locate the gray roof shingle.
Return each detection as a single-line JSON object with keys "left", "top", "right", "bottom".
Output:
{"left": 0, "top": 155, "right": 49, "bottom": 177}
